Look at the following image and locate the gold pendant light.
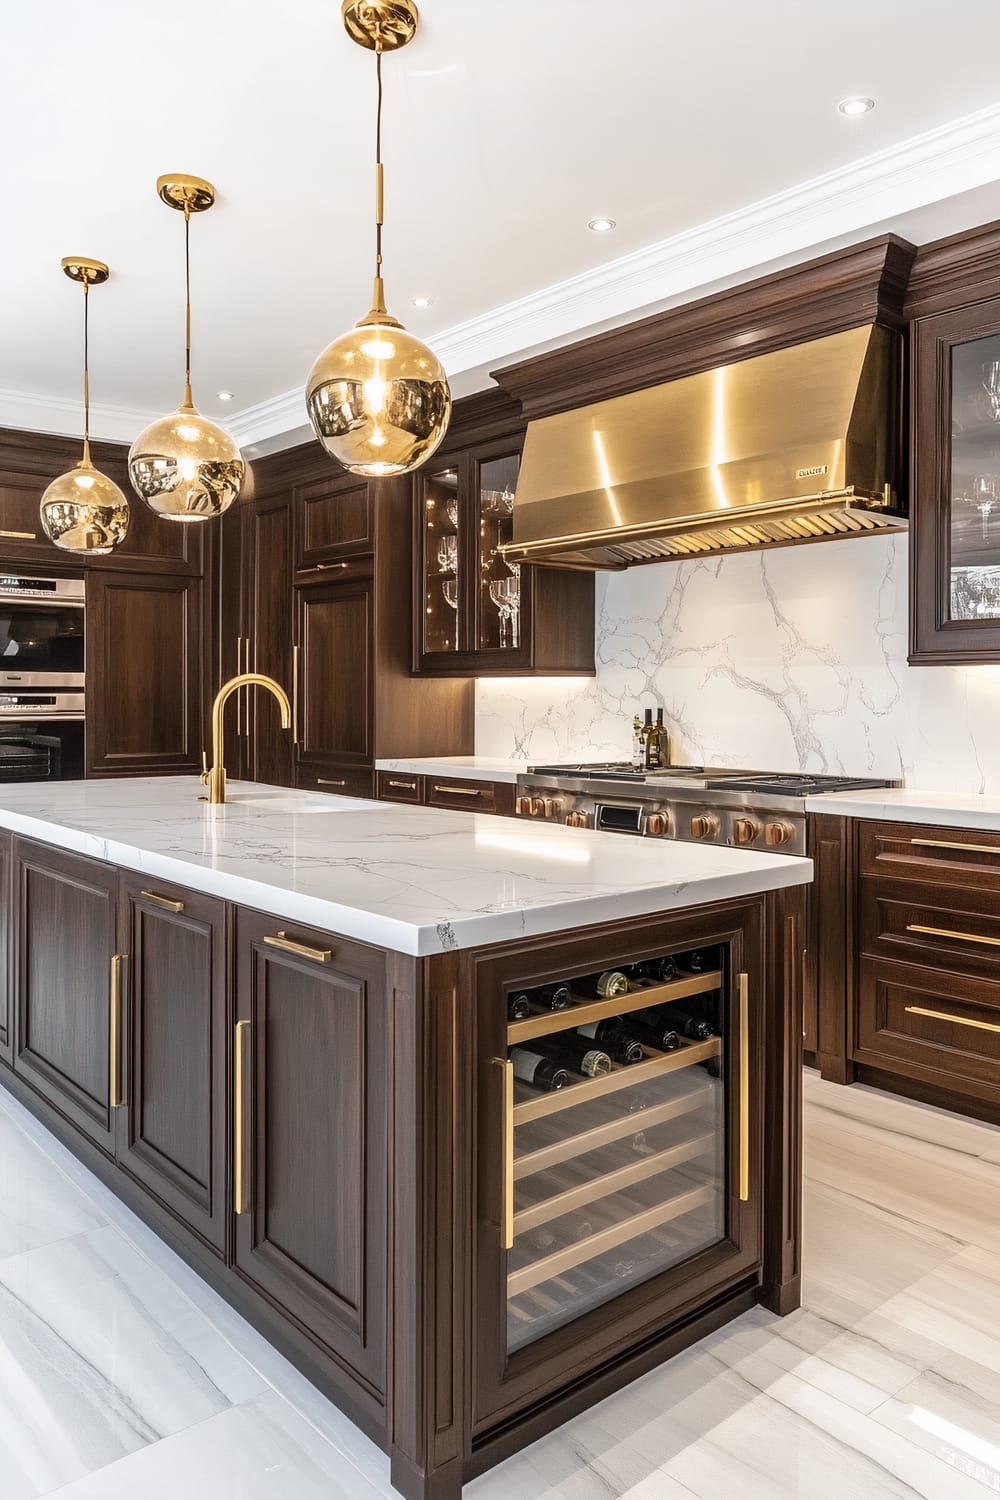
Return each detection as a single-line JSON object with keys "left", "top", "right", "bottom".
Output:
{"left": 129, "top": 175, "right": 245, "bottom": 521}
{"left": 306, "top": 0, "right": 451, "bottom": 476}
{"left": 40, "top": 259, "right": 130, "bottom": 555}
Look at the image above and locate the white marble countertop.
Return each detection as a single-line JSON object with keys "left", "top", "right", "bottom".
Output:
{"left": 804, "top": 788, "right": 1000, "bottom": 832}
{"left": 374, "top": 756, "right": 528, "bottom": 784}
{"left": 0, "top": 777, "right": 811, "bottom": 957}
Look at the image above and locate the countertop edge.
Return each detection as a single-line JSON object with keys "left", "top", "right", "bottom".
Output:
{"left": 803, "top": 790, "right": 1000, "bottom": 831}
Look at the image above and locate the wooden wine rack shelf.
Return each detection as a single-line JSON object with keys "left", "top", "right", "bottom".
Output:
{"left": 513, "top": 1036, "right": 721, "bottom": 1124}
{"left": 507, "top": 970, "right": 722, "bottom": 1044}
{"left": 514, "top": 1078, "right": 715, "bottom": 1180}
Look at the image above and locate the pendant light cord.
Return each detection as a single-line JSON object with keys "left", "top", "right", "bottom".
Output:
{"left": 183, "top": 206, "right": 193, "bottom": 407}
{"left": 374, "top": 43, "right": 385, "bottom": 294}
{"left": 82, "top": 279, "right": 91, "bottom": 464}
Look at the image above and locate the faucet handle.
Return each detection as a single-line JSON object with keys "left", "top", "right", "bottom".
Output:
{"left": 199, "top": 749, "right": 210, "bottom": 786}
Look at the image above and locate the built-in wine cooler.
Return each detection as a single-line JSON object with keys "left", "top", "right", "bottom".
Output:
{"left": 475, "top": 910, "right": 764, "bottom": 1428}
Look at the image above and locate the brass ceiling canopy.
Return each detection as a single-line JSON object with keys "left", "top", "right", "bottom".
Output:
{"left": 129, "top": 174, "right": 245, "bottom": 522}
{"left": 501, "top": 325, "right": 907, "bottom": 571}
{"left": 305, "top": 0, "right": 451, "bottom": 476}
{"left": 39, "top": 259, "right": 131, "bottom": 555}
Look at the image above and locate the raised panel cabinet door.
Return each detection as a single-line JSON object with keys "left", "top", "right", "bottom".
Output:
{"left": 295, "top": 476, "right": 374, "bottom": 576}
{"left": 85, "top": 572, "right": 203, "bottom": 776}
{"left": 13, "top": 839, "right": 118, "bottom": 1152}
{"left": 233, "top": 907, "right": 387, "bottom": 1395}
{"left": 116, "top": 877, "right": 228, "bottom": 1254}
{"left": 247, "top": 498, "right": 294, "bottom": 788}
{"left": 294, "top": 578, "right": 373, "bottom": 771}
{"left": 0, "top": 833, "right": 11, "bottom": 1067}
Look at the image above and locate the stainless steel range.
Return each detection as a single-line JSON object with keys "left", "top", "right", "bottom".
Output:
{"left": 514, "top": 764, "right": 898, "bottom": 857}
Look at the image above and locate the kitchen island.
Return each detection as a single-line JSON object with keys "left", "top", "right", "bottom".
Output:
{"left": 0, "top": 778, "right": 811, "bottom": 1500}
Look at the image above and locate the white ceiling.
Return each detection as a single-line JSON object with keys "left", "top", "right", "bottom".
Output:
{"left": 3, "top": 0, "right": 1000, "bottom": 454}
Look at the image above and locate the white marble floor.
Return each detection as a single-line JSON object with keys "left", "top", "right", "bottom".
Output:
{"left": 0, "top": 1073, "right": 998, "bottom": 1500}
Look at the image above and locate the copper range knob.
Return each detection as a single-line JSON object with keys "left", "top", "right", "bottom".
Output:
{"left": 516, "top": 796, "right": 532, "bottom": 817}
{"left": 530, "top": 797, "right": 547, "bottom": 818}
{"left": 565, "top": 810, "right": 590, "bottom": 828}
{"left": 766, "top": 821, "right": 795, "bottom": 847}
{"left": 544, "top": 798, "right": 562, "bottom": 819}
{"left": 690, "top": 813, "right": 720, "bottom": 840}
{"left": 646, "top": 812, "right": 670, "bottom": 836}
{"left": 734, "top": 817, "right": 760, "bottom": 846}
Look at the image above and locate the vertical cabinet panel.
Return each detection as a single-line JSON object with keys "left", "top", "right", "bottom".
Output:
{"left": 0, "top": 833, "right": 10, "bottom": 1067}
{"left": 233, "top": 908, "right": 387, "bottom": 1393}
{"left": 294, "top": 578, "right": 373, "bottom": 774}
{"left": 116, "top": 877, "right": 228, "bottom": 1254}
{"left": 13, "top": 840, "right": 118, "bottom": 1152}
{"left": 247, "top": 498, "right": 294, "bottom": 787}
{"left": 86, "top": 572, "right": 203, "bottom": 776}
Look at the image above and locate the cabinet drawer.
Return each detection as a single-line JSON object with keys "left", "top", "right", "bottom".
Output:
{"left": 425, "top": 776, "right": 512, "bottom": 815}
{"left": 294, "top": 476, "right": 374, "bottom": 576}
{"left": 859, "top": 877, "right": 1000, "bottom": 983}
{"left": 855, "top": 957, "right": 1000, "bottom": 1098}
{"left": 298, "top": 766, "right": 375, "bottom": 800}
{"left": 858, "top": 820, "right": 1000, "bottom": 891}
{"left": 376, "top": 770, "right": 423, "bottom": 804}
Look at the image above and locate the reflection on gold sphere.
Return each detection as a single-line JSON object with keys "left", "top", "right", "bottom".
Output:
{"left": 306, "top": 317, "right": 451, "bottom": 476}
{"left": 128, "top": 405, "right": 245, "bottom": 521}
{"left": 39, "top": 460, "right": 130, "bottom": 554}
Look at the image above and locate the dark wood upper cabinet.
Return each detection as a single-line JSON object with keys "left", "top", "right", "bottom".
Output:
{"left": 294, "top": 575, "right": 374, "bottom": 778}
{"left": 85, "top": 571, "right": 204, "bottom": 777}
{"left": 12, "top": 840, "right": 119, "bottom": 1152}
{"left": 233, "top": 906, "right": 388, "bottom": 1398}
{"left": 116, "top": 875, "right": 229, "bottom": 1255}
{"left": 295, "top": 473, "right": 374, "bottom": 579}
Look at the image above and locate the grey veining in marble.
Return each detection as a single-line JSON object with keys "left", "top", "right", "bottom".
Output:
{"left": 474, "top": 533, "right": 1000, "bottom": 794}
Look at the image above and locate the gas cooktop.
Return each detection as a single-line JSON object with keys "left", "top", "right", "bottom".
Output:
{"left": 526, "top": 763, "right": 893, "bottom": 796}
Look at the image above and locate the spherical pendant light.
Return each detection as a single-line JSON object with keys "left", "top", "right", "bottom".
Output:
{"left": 40, "top": 259, "right": 130, "bottom": 555}
{"left": 129, "top": 176, "right": 245, "bottom": 521}
{"left": 306, "top": 1, "right": 451, "bottom": 476}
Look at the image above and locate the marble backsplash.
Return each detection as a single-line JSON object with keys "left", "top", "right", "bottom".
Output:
{"left": 475, "top": 533, "right": 1000, "bottom": 792}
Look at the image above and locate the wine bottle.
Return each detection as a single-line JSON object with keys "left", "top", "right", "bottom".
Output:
{"left": 631, "top": 714, "right": 645, "bottom": 770}
{"left": 644, "top": 707, "right": 662, "bottom": 769}
{"left": 531, "top": 982, "right": 573, "bottom": 1011}
{"left": 628, "top": 955, "right": 678, "bottom": 984}
{"left": 510, "top": 1047, "right": 570, "bottom": 1091}
{"left": 574, "top": 969, "right": 629, "bottom": 999}
{"left": 507, "top": 991, "right": 531, "bottom": 1021}
{"left": 622, "top": 1012, "right": 682, "bottom": 1052}
{"left": 531, "top": 1032, "right": 612, "bottom": 1078}
{"left": 577, "top": 1018, "right": 644, "bottom": 1064}
{"left": 686, "top": 948, "right": 717, "bottom": 973}
{"left": 652, "top": 1004, "right": 716, "bottom": 1042}
{"left": 655, "top": 707, "right": 670, "bottom": 768}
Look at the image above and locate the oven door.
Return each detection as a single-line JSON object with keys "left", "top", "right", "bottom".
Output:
{"left": 0, "top": 598, "right": 85, "bottom": 686}
{"left": 0, "top": 717, "right": 85, "bottom": 782}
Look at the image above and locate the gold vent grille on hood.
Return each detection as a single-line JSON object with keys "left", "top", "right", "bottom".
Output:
{"left": 502, "top": 324, "right": 905, "bottom": 571}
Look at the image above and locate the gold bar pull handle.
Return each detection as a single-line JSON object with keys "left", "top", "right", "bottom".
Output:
{"left": 905, "top": 1004, "right": 1000, "bottom": 1035}
{"left": 0, "top": 529, "right": 36, "bottom": 540}
{"left": 906, "top": 922, "right": 1000, "bottom": 948}
{"left": 234, "top": 1020, "right": 252, "bottom": 1215}
{"left": 738, "top": 971, "right": 750, "bottom": 1202}
{"left": 109, "top": 955, "right": 126, "bottom": 1109}
{"left": 493, "top": 1057, "right": 514, "bottom": 1250}
{"left": 292, "top": 644, "right": 301, "bottom": 745}
{"left": 140, "top": 889, "right": 185, "bottom": 914}
{"left": 317, "top": 778, "right": 347, "bottom": 788}
{"left": 433, "top": 784, "right": 481, "bottom": 797}
{"left": 911, "top": 838, "right": 1000, "bottom": 857}
{"left": 263, "top": 931, "right": 332, "bottom": 964}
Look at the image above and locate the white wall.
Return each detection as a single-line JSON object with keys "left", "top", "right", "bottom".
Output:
{"left": 474, "top": 533, "right": 1000, "bottom": 792}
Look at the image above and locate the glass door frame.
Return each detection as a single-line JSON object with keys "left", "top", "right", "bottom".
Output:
{"left": 472, "top": 901, "right": 764, "bottom": 1434}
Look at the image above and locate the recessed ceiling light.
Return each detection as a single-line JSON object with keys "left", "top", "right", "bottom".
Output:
{"left": 411, "top": 295, "right": 433, "bottom": 309}
{"left": 216, "top": 389, "right": 236, "bottom": 402}
{"left": 837, "top": 96, "right": 875, "bottom": 117}
{"left": 588, "top": 216, "right": 616, "bottom": 233}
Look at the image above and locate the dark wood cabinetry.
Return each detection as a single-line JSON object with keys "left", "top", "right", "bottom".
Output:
{"left": 233, "top": 907, "right": 388, "bottom": 1410}
{"left": 13, "top": 840, "right": 118, "bottom": 1151}
{"left": 116, "top": 875, "right": 228, "bottom": 1253}
{"left": 295, "top": 472, "right": 374, "bottom": 577}
{"left": 0, "top": 833, "right": 10, "bottom": 1068}
{"left": 294, "top": 574, "right": 374, "bottom": 779}
{"left": 376, "top": 771, "right": 516, "bottom": 815}
{"left": 85, "top": 571, "right": 205, "bottom": 777}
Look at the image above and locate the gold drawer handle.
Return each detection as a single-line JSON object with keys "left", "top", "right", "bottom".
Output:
{"left": 906, "top": 922, "right": 1000, "bottom": 948}
{"left": 0, "top": 529, "right": 36, "bottom": 540}
{"left": 234, "top": 1020, "right": 251, "bottom": 1215}
{"left": 905, "top": 1004, "right": 1000, "bottom": 1036}
{"left": 263, "top": 930, "right": 332, "bottom": 963}
{"left": 317, "top": 778, "right": 347, "bottom": 788}
{"left": 433, "top": 784, "right": 482, "bottom": 797}
{"left": 109, "top": 955, "right": 126, "bottom": 1109}
{"left": 388, "top": 779, "right": 416, "bottom": 790}
{"left": 140, "top": 889, "right": 185, "bottom": 914}
{"left": 738, "top": 971, "right": 750, "bottom": 1202}
{"left": 910, "top": 838, "right": 1000, "bottom": 857}
{"left": 493, "top": 1057, "right": 514, "bottom": 1250}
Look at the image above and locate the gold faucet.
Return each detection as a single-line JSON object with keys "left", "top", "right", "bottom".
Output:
{"left": 200, "top": 673, "right": 292, "bottom": 805}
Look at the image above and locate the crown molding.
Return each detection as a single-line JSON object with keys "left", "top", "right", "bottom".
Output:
{"left": 0, "top": 385, "right": 158, "bottom": 445}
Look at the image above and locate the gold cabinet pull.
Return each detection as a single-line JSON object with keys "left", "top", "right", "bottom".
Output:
{"left": 234, "top": 1020, "right": 252, "bottom": 1215}
{"left": 109, "top": 955, "right": 126, "bottom": 1109}
{"left": 493, "top": 1057, "right": 514, "bottom": 1250}
{"left": 0, "top": 529, "right": 36, "bottom": 540}
{"left": 292, "top": 644, "right": 301, "bottom": 745}
{"left": 388, "top": 779, "right": 416, "bottom": 790}
{"left": 317, "top": 778, "right": 347, "bottom": 788}
{"left": 906, "top": 922, "right": 1000, "bottom": 948}
{"left": 738, "top": 971, "right": 750, "bottom": 1202}
{"left": 433, "top": 784, "right": 481, "bottom": 797}
{"left": 910, "top": 838, "right": 1000, "bottom": 857}
{"left": 905, "top": 1004, "right": 1000, "bottom": 1036}
{"left": 140, "top": 889, "right": 185, "bottom": 914}
{"left": 263, "top": 930, "right": 332, "bottom": 963}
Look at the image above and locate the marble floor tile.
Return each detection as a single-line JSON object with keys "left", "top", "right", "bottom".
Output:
{"left": 0, "top": 1109, "right": 107, "bottom": 1262}
{"left": 806, "top": 1081, "right": 1000, "bottom": 1164}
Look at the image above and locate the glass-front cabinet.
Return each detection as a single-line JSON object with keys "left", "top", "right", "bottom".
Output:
{"left": 473, "top": 908, "right": 761, "bottom": 1426}
{"left": 912, "top": 300, "right": 1000, "bottom": 660}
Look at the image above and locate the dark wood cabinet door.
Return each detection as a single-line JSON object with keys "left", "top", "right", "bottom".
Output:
{"left": 295, "top": 475, "right": 374, "bottom": 578}
{"left": 0, "top": 833, "right": 11, "bottom": 1068}
{"left": 13, "top": 839, "right": 118, "bottom": 1152}
{"left": 85, "top": 571, "right": 204, "bottom": 776}
{"left": 294, "top": 577, "right": 373, "bottom": 773}
{"left": 116, "top": 876, "right": 228, "bottom": 1254}
{"left": 233, "top": 908, "right": 387, "bottom": 1394}
{"left": 0, "top": 476, "right": 51, "bottom": 559}
{"left": 247, "top": 498, "right": 294, "bottom": 787}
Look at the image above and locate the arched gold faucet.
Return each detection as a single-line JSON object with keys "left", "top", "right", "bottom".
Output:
{"left": 201, "top": 673, "right": 291, "bottom": 805}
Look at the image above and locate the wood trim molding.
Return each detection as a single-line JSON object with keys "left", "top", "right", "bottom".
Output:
{"left": 904, "top": 217, "right": 1000, "bottom": 321}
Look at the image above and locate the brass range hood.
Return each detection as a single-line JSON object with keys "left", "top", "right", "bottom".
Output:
{"left": 501, "top": 324, "right": 906, "bottom": 571}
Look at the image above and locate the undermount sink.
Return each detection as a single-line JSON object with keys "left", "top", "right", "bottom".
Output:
{"left": 220, "top": 789, "right": 384, "bottom": 814}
